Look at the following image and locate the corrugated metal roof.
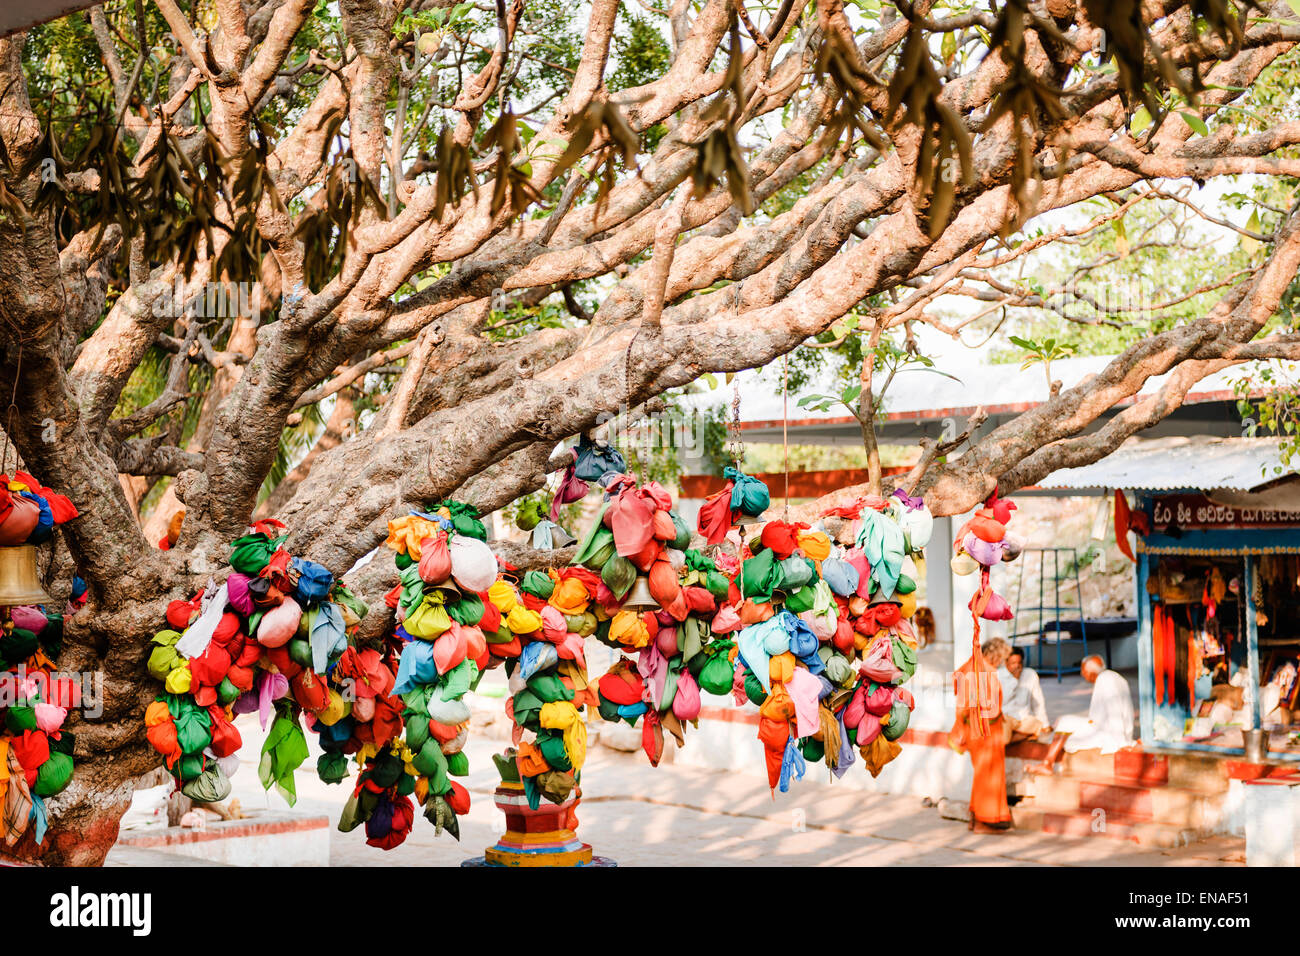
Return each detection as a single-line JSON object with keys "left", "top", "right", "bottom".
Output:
{"left": 1038, "top": 436, "right": 1293, "bottom": 491}
{"left": 876, "top": 355, "right": 1248, "bottom": 420}
{"left": 684, "top": 354, "right": 1261, "bottom": 425}
{"left": 1, "top": 2, "right": 98, "bottom": 39}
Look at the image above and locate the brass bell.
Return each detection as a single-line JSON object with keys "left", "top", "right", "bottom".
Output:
{"left": 622, "top": 575, "right": 658, "bottom": 612}
{"left": 0, "top": 544, "right": 53, "bottom": 607}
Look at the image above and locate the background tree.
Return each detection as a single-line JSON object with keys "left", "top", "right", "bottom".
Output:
{"left": 4, "top": 0, "right": 1300, "bottom": 864}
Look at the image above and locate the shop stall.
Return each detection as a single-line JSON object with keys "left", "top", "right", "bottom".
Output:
{"left": 1135, "top": 490, "right": 1300, "bottom": 760}
{"left": 1035, "top": 436, "right": 1300, "bottom": 763}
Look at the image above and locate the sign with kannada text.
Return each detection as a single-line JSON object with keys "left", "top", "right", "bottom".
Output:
{"left": 1150, "top": 493, "right": 1300, "bottom": 531}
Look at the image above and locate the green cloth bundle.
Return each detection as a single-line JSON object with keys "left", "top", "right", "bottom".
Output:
{"left": 0, "top": 628, "right": 38, "bottom": 669}
{"left": 435, "top": 500, "right": 487, "bottom": 541}
{"left": 259, "top": 707, "right": 309, "bottom": 806}
{"left": 741, "top": 548, "right": 782, "bottom": 603}
{"left": 447, "top": 591, "right": 485, "bottom": 627}
{"left": 891, "top": 635, "right": 917, "bottom": 683}
{"left": 601, "top": 554, "right": 637, "bottom": 601}
{"left": 181, "top": 765, "right": 231, "bottom": 803}
{"left": 696, "top": 641, "right": 735, "bottom": 696}
{"left": 574, "top": 502, "right": 615, "bottom": 569}
{"left": 521, "top": 570, "right": 555, "bottom": 600}
{"left": 229, "top": 532, "right": 281, "bottom": 575}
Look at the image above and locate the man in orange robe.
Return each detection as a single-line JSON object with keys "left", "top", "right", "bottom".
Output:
{"left": 949, "top": 640, "right": 1012, "bottom": 832}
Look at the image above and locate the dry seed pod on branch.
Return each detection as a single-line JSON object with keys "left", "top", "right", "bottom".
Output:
{"left": 885, "top": 21, "right": 972, "bottom": 239}
{"left": 482, "top": 110, "right": 546, "bottom": 220}
{"left": 549, "top": 99, "right": 642, "bottom": 218}
{"left": 688, "top": 12, "right": 756, "bottom": 215}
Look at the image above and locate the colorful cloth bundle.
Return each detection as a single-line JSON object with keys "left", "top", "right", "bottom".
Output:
{"left": 723, "top": 495, "right": 926, "bottom": 791}
{"left": 548, "top": 436, "right": 626, "bottom": 523}
{"left": 0, "top": 474, "right": 78, "bottom": 847}
{"left": 584, "top": 479, "right": 932, "bottom": 794}
{"left": 950, "top": 491, "right": 1022, "bottom": 739}
{"left": 568, "top": 476, "right": 726, "bottom": 766}
{"left": 142, "top": 504, "right": 533, "bottom": 850}
{"left": 337, "top": 740, "right": 447, "bottom": 849}
{"left": 592, "top": 558, "right": 723, "bottom": 765}
{"left": 382, "top": 501, "right": 508, "bottom": 841}
{"left": 696, "top": 467, "right": 771, "bottom": 545}
{"left": 502, "top": 567, "right": 596, "bottom": 810}
{"left": 145, "top": 519, "right": 398, "bottom": 830}
{"left": 0, "top": 605, "right": 76, "bottom": 848}
{"left": 0, "top": 473, "right": 78, "bottom": 546}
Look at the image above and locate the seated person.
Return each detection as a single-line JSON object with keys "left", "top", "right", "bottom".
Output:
{"left": 1261, "top": 663, "right": 1296, "bottom": 728}
{"left": 1032, "top": 654, "right": 1134, "bottom": 773}
{"left": 1001, "top": 647, "right": 1049, "bottom": 740}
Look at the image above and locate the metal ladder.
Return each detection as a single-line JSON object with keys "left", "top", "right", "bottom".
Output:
{"left": 1009, "top": 546, "right": 1089, "bottom": 682}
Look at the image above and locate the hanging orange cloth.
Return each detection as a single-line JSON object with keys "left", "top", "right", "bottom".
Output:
{"left": 949, "top": 651, "right": 1010, "bottom": 828}
{"left": 1175, "top": 606, "right": 1185, "bottom": 702}
{"left": 1153, "top": 605, "right": 1166, "bottom": 706}
{"left": 1114, "top": 489, "right": 1148, "bottom": 562}
{"left": 1114, "top": 489, "right": 1136, "bottom": 563}
{"left": 964, "top": 569, "right": 993, "bottom": 739}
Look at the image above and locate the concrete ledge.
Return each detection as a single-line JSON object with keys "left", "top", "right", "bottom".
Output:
{"left": 105, "top": 845, "right": 234, "bottom": 867}
{"left": 115, "top": 811, "right": 331, "bottom": 866}
{"left": 684, "top": 693, "right": 1240, "bottom": 837}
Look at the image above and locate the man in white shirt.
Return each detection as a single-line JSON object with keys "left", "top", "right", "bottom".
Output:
{"left": 1001, "top": 647, "right": 1049, "bottom": 739}
{"left": 1031, "top": 655, "right": 1135, "bottom": 773}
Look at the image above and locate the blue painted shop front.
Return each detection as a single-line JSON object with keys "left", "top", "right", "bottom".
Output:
{"left": 1135, "top": 490, "right": 1300, "bottom": 761}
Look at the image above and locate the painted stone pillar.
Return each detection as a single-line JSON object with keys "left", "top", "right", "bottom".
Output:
{"left": 463, "top": 755, "right": 614, "bottom": 867}
{"left": 479, "top": 782, "right": 594, "bottom": 866}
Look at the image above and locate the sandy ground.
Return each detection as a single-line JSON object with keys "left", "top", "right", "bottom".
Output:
{"left": 159, "top": 729, "right": 1244, "bottom": 867}
{"left": 106, "top": 652, "right": 1230, "bottom": 868}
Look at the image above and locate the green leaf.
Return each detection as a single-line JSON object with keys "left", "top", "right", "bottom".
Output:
{"left": 1113, "top": 218, "right": 1129, "bottom": 257}
{"left": 1243, "top": 208, "right": 1262, "bottom": 255}
{"left": 1130, "top": 105, "right": 1152, "bottom": 136}
{"left": 1179, "top": 111, "right": 1209, "bottom": 137}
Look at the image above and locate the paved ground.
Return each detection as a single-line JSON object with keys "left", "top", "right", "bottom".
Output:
{"left": 112, "top": 643, "right": 1219, "bottom": 867}
{"left": 212, "top": 735, "right": 1244, "bottom": 867}
{"left": 1038, "top": 664, "right": 1141, "bottom": 720}
{"left": 917, "top": 643, "right": 1139, "bottom": 723}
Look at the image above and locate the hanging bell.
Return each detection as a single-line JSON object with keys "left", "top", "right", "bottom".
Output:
{"left": 621, "top": 575, "right": 658, "bottom": 612}
{"left": 0, "top": 544, "right": 53, "bottom": 607}
{"left": 950, "top": 551, "right": 978, "bottom": 577}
